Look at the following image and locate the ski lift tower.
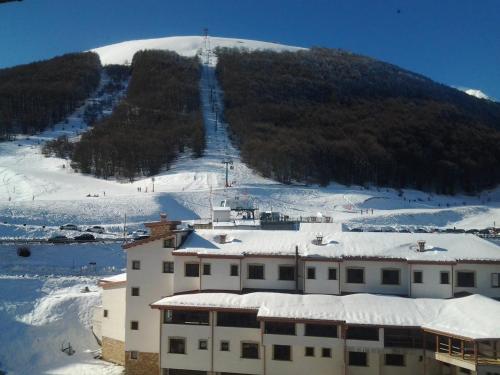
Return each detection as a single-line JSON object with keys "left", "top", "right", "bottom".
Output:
{"left": 222, "top": 158, "right": 233, "bottom": 188}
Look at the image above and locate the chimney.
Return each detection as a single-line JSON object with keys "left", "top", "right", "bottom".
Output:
{"left": 160, "top": 213, "right": 167, "bottom": 222}
{"left": 219, "top": 234, "right": 227, "bottom": 244}
{"left": 315, "top": 234, "right": 323, "bottom": 245}
{"left": 417, "top": 240, "right": 426, "bottom": 252}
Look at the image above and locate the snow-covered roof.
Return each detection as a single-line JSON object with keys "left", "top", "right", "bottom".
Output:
{"left": 152, "top": 292, "right": 500, "bottom": 340}
{"left": 176, "top": 228, "right": 500, "bottom": 262}
{"left": 99, "top": 273, "right": 126, "bottom": 284}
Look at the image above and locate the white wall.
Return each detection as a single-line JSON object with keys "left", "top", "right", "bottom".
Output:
{"left": 410, "top": 264, "right": 453, "bottom": 298}
{"left": 101, "top": 283, "right": 126, "bottom": 342}
{"left": 242, "top": 257, "right": 297, "bottom": 290}
{"left": 454, "top": 263, "right": 500, "bottom": 298}
{"left": 173, "top": 255, "right": 200, "bottom": 293}
{"left": 303, "top": 260, "right": 340, "bottom": 294}
{"left": 200, "top": 258, "right": 241, "bottom": 291}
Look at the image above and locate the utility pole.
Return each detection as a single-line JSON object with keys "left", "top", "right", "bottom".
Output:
{"left": 222, "top": 158, "right": 233, "bottom": 188}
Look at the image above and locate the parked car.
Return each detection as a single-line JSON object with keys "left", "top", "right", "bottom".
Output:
{"left": 349, "top": 227, "right": 363, "bottom": 232}
{"left": 133, "top": 235, "right": 150, "bottom": 241}
{"left": 86, "top": 225, "right": 105, "bottom": 234}
{"left": 465, "top": 229, "right": 479, "bottom": 234}
{"left": 48, "top": 234, "right": 69, "bottom": 243}
{"left": 74, "top": 233, "right": 95, "bottom": 242}
{"left": 414, "top": 228, "right": 429, "bottom": 233}
{"left": 398, "top": 228, "right": 411, "bottom": 233}
{"left": 60, "top": 224, "right": 79, "bottom": 231}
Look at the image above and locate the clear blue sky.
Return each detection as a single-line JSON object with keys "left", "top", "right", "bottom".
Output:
{"left": 1, "top": 0, "right": 499, "bottom": 99}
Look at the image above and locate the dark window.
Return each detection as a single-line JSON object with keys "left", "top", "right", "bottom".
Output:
{"left": 492, "top": 273, "right": 500, "bottom": 288}
{"left": 230, "top": 264, "right": 239, "bottom": 276}
{"left": 241, "top": 342, "right": 259, "bottom": 359}
{"left": 265, "top": 322, "right": 295, "bottom": 335}
{"left": 220, "top": 341, "right": 230, "bottom": 351}
{"left": 322, "top": 348, "right": 332, "bottom": 358}
{"left": 163, "top": 261, "right": 174, "bottom": 273}
{"left": 305, "top": 347, "right": 315, "bottom": 357}
{"left": 163, "top": 238, "right": 175, "bottom": 248}
{"left": 457, "top": 271, "right": 475, "bottom": 287}
{"left": 279, "top": 265, "right": 295, "bottom": 281}
{"left": 131, "top": 287, "right": 140, "bottom": 296}
{"left": 273, "top": 345, "right": 291, "bottom": 361}
{"left": 248, "top": 264, "right": 264, "bottom": 279}
{"left": 382, "top": 269, "right": 400, "bottom": 285}
{"left": 307, "top": 267, "right": 316, "bottom": 279}
{"left": 385, "top": 354, "right": 405, "bottom": 366}
{"left": 164, "top": 310, "right": 209, "bottom": 325}
{"left": 185, "top": 263, "right": 199, "bottom": 277}
{"left": 349, "top": 351, "right": 368, "bottom": 366}
{"left": 346, "top": 326, "right": 379, "bottom": 341}
{"left": 413, "top": 271, "right": 423, "bottom": 284}
{"left": 328, "top": 268, "right": 337, "bottom": 280}
{"left": 131, "top": 260, "right": 140, "bottom": 270}
{"left": 130, "top": 351, "right": 138, "bottom": 360}
{"left": 217, "top": 312, "right": 259, "bottom": 328}
{"left": 384, "top": 328, "right": 423, "bottom": 348}
{"left": 459, "top": 369, "right": 471, "bottom": 374}
{"left": 103, "top": 309, "right": 108, "bottom": 318}
{"left": 305, "top": 324, "right": 337, "bottom": 338}
{"left": 203, "top": 263, "right": 211, "bottom": 275}
{"left": 440, "top": 271, "right": 450, "bottom": 285}
{"left": 198, "top": 339, "right": 208, "bottom": 350}
{"left": 346, "top": 268, "right": 364, "bottom": 283}
{"left": 130, "top": 321, "right": 139, "bottom": 330}
{"left": 169, "top": 338, "right": 186, "bottom": 354}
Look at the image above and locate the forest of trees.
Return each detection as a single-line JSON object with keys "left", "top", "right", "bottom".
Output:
{"left": 216, "top": 48, "right": 500, "bottom": 194}
{"left": 71, "top": 50, "right": 204, "bottom": 180}
{"left": 0, "top": 52, "right": 101, "bottom": 137}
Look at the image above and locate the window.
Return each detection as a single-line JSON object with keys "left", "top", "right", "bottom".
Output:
{"left": 220, "top": 341, "right": 230, "bottom": 351}
{"left": 346, "top": 268, "right": 364, "bottom": 283}
{"left": 198, "top": 339, "right": 208, "bottom": 350}
{"left": 440, "top": 271, "right": 450, "bottom": 285}
{"left": 305, "top": 347, "right": 315, "bottom": 357}
{"left": 273, "top": 345, "right": 291, "bottom": 361}
{"left": 349, "top": 351, "right": 368, "bottom": 366}
{"left": 164, "top": 310, "right": 209, "bottom": 325}
{"left": 248, "top": 264, "right": 264, "bottom": 279}
{"left": 230, "top": 264, "right": 239, "bottom": 276}
{"left": 459, "top": 368, "right": 471, "bottom": 374}
{"left": 328, "top": 268, "right": 337, "bottom": 280}
{"left": 279, "top": 265, "right": 295, "bottom": 281}
{"left": 131, "top": 287, "right": 140, "bottom": 296}
{"left": 265, "top": 322, "right": 296, "bottom": 335}
{"left": 163, "top": 261, "right": 174, "bottom": 273}
{"left": 103, "top": 309, "right": 108, "bottom": 318}
{"left": 169, "top": 338, "right": 186, "bottom": 354}
{"left": 456, "top": 271, "right": 475, "bottom": 287}
{"left": 130, "top": 321, "right": 139, "bottom": 330}
{"left": 163, "top": 238, "right": 174, "bottom": 248}
{"left": 203, "top": 263, "right": 211, "bottom": 275}
{"left": 241, "top": 342, "right": 259, "bottom": 359}
{"left": 217, "top": 312, "right": 259, "bottom": 328}
{"left": 305, "top": 324, "right": 337, "bottom": 338}
{"left": 131, "top": 260, "right": 140, "bottom": 270}
{"left": 346, "top": 326, "right": 379, "bottom": 341}
{"left": 185, "top": 263, "right": 199, "bottom": 277}
{"left": 307, "top": 267, "right": 316, "bottom": 279}
{"left": 413, "top": 270, "right": 423, "bottom": 284}
{"left": 322, "top": 348, "right": 332, "bottom": 358}
{"left": 130, "top": 351, "right": 138, "bottom": 360}
{"left": 382, "top": 269, "right": 400, "bottom": 285}
{"left": 492, "top": 273, "right": 500, "bottom": 288}
{"left": 385, "top": 353, "right": 405, "bottom": 366}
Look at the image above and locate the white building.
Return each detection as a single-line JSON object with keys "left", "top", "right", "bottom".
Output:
{"left": 97, "top": 215, "right": 500, "bottom": 375}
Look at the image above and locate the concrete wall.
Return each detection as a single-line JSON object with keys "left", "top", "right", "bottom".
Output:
{"left": 303, "top": 260, "right": 341, "bottom": 294}
{"left": 101, "top": 283, "right": 126, "bottom": 342}
{"left": 200, "top": 258, "right": 241, "bottom": 291}
{"left": 410, "top": 264, "right": 453, "bottom": 298}
{"left": 241, "top": 257, "right": 297, "bottom": 290}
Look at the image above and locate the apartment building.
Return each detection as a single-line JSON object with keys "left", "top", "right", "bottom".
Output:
{"left": 96, "top": 215, "right": 500, "bottom": 375}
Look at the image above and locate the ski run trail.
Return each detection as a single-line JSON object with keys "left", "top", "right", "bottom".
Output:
{"left": 0, "top": 35, "right": 498, "bottom": 374}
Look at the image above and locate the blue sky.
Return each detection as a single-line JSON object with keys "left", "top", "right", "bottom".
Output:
{"left": 1, "top": 0, "right": 499, "bottom": 99}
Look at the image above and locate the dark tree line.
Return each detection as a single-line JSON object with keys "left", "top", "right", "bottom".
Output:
{"left": 71, "top": 50, "right": 204, "bottom": 180}
{"left": 216, "top": 48, "right": 500, "bottom": 194}
{"left": 0, "top": 52, "right": 101, "bottom": 137}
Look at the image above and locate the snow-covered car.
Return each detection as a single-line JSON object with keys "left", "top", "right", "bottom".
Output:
{"left": 74, "top": 233, "right": 95, "bottom": 242}
{"left": 48, "top": 234, "right": 70, "bottom": 243}
{"left": 59, "top": 224, "right": 79, "bottom": 231}
{"left": 86, "top": 225, "right": 105, "bottom": 234}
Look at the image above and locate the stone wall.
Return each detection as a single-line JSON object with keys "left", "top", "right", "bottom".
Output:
{"left": 102, "top": 336, "right": 125, "bottom": 365}
{"left": 125, "top": 351, "right": 160, "bottom": 375}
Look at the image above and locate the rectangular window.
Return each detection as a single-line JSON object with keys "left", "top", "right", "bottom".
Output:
{"left": 349, "top": 351, "right": 368, "bottom": 366}
{"left": 103, "top": 309, "right": 108, "bottom": 318}
{"left": 163, "top": 261, "right": 174, "bottom": 273}
{"left": 185, "top": 263, "right": 199, "bottom": 277}
{"left": 220, "top": 341, "right": 230, "bottom": 351}
{"left": 131, "top": 260, "right": 140, "bottom": 270}
{"left": 164, "top": 310, "right": 210, "bottom": 325}
{"left": 169, "top": 338, "right": 186, "bottom": 354}
{"left": 305, "top": 347, "right": 315, "bottom": 357}
{"left": 130, "top": 351, "right": 138, "bottom": 360}
{"left": 456, "top": 271, "right": 475, "bottom": 287}
{"left": 385, "top": 353, "right": 405, "bottom": 366}
{"left": 346, "top": 268, "right": 364, "bottom": 283}
{"left": 241, "top": 342, "right": 259, "bottom": 359}
{"left": 130, "top": 321, "right": 139, "bottom": 330}
{"left": 413, "top": 270, "right": 423, "bottom": 284}
{"left": 273, "top": 345, "right": 291, "bottom": 361}
{"left": 198, "top": 339, "right": 208, "bottom": 350}
{"left": 217, "top": 312, "right": 259, "bottom": 328}
{"left": 131, "top": 287, "right": 140, "bottom": 296}
{"left": 322, "top": 348, "right": 332, "bottom": 358}
{"left": 163, "top": 238, "right": 175, "bottom": 248}
{"left": 248, "top": 264, "right": 264, "bottom": 280}
{"left": 440, "top": 271, "right": 450, "bottom": 285}
{"left": 305, "top": 324, "right": 338, "bottom": 338}
{"left": 492, "top": 273, "right": 500, "bottom": 288}
{"left": 382, "top": 269, "right": 400, "bottom": 285}
{"left": 328, "top": 268, "right": 337, "bottom": 280}
{"left": 346, "top": 326, "right": 379, "bottom": 341}
{"left": 307, "top": 267, "right": 316, "bottom": 279}
{"left": 265, "top": 322, "right": 296, "bottom": 335}
{"left": 203, "top": 263, "right": 211, "bottom": 275}
{"left": 230, "top": 264, "right": 239, "bottom": 276}
{"left": 279, "top": 265, "right": 295, "bottom": 281}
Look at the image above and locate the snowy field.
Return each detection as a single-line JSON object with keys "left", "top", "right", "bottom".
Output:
{"left": 0, "top": 35, "right": 498, "bottom": 374}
